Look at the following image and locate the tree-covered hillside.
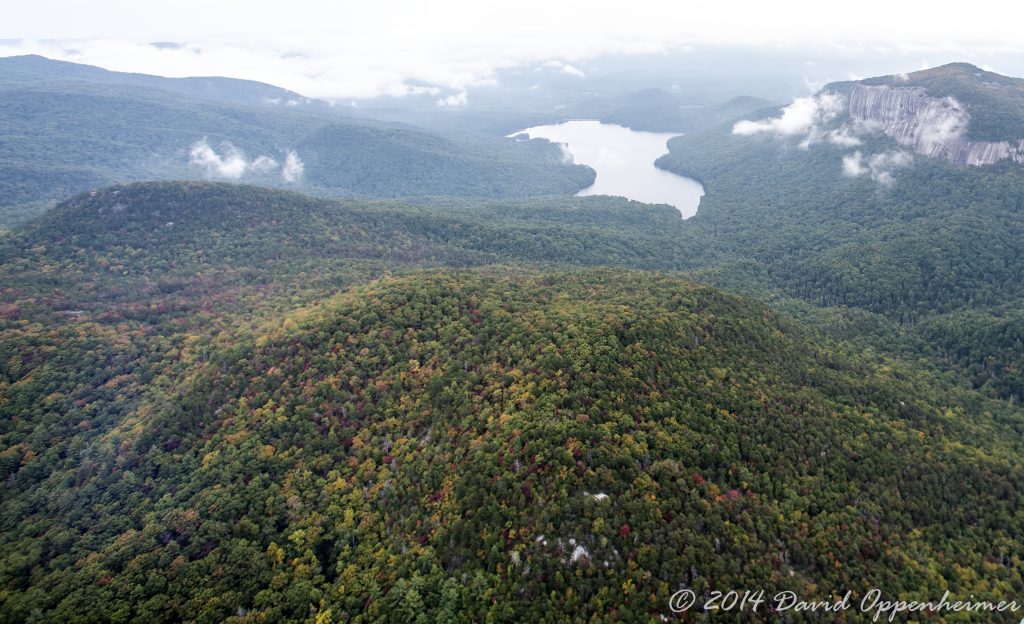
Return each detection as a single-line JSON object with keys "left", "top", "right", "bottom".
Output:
{"left": 5, "top": 176, "right": 1021, "bottom": 405}
{"left": 0, "top": 182, "right": 695, "bottom": 297}
{"left": 661, "top": 127, "right": 1024, "bottom": 316}
{"left": 0, "top": 54, "right": 318, "bottom": 109}
{"left": 0, "top": 56, "right": 594, "bottom": 226}
{"left": 568, "top": 90, "right": 775, "bottom": 133}
{"left": 3, "top": 266, "right": 1022, "bottom": 623}
{"left": 297, "top": 124, "right": 593, "bottom": 198}
{"left": 656, "top": 102, "right": 1024, "bottom": 402}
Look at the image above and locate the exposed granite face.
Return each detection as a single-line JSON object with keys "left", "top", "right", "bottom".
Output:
{"left": 847, "top": 84, "right": 1024, "bottom": 166}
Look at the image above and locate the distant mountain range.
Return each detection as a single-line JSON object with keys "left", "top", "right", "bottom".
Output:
{"left": 0, "top": 54, "right": 321, "bottom": 109}
{"left": 570, "top": 90, "right": 775, "bottom": 133}
{"left": 0, "top": 55, "right": 595, "bottom": 226}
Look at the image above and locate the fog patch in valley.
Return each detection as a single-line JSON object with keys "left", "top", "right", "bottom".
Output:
{"left": 189, "top": 138, "right": 304, "bottom": 182}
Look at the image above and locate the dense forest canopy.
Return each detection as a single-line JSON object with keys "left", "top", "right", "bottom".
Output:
{"left": 2, "top": 178, "right": 1024, "bottom": 622}
{"left": 3, "top": 265, "right": 1024, "bottom": 622}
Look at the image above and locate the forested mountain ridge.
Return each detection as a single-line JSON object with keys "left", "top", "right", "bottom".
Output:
{"left": 3, "top": 266, "right": 1023, "bottom": 622}
{"left": 660, "top": 134, "right": 1024, "bottom": 318}
{"left": 0, "top": 54, "right": 318, "bottom": 109}
{"left": 0, "top": 56, "right": 594, "bottom": 226}
{"left": 566, "top": 90, "right": 776, "bottom": 133}
{"left": 0, "top": 181, "right": 698, "bottom": 297}
{"left": 4, "top": 176, "right": 1020, "bottom": 403}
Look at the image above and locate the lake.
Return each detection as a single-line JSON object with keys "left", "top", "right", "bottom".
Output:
{"left": 512, "top": 120, "right": 704, "bottom": 218}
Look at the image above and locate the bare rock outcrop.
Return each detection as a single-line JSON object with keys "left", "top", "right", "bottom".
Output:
{"left": 847, "top": 84, "right": 1024, "bottom": 166}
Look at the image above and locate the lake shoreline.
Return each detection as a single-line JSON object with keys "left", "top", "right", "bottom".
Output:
{"left": 511, "top": 120, "right": 705, "bottom": 218}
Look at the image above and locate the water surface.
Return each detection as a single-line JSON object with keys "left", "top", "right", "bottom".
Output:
{"left": 514, "top": 120, "right": 704, "bottom": 218}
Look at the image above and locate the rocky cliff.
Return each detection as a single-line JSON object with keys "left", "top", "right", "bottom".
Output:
{"left": 845, "top": 79, "right": 1024, "bottom": 167}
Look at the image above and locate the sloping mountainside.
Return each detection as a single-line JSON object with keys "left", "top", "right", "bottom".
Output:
{"left": 568, "top": 89, "right": 775, "bottom": 133}
{"left": 827, "top": 63, "right": 1024, "bottom": 165}
{"left": 296, "top": 124, "right": 592, "bottom": 198}
{"left": 1, "top": 181, "right": 1024, "bottom": 622}
{"left": 656, "top": 66, "right": 1024, "bottom": 403}
{"left": 0, "top": 182, "right": 694, "bottom": 298}
{"left": 0, "top": 54, "right": 318, "bottom": 109}
{"left": 856, "top": 63, "right": 1024, "bottom": 143}
{"left": 0, "top": 56, "right": 593, "bottom": 226}
{"left": 3, "top": 268, "right": 1024, "bottom": 622}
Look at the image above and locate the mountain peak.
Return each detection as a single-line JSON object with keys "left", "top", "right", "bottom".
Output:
{"left": 0, "top": 53, "right": 316, "bottom": 108}
{"left": 818, "top": 62, "right": 1024, "bottom": 164}
{"left": 859, "top": 61, "right": 1024, "bottom": 92}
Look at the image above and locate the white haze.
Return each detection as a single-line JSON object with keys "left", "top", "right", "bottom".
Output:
{"left": 2, "top": 0, "right": 1024, "bottom": 100}
{"left": 842, "top": 150, "right": 913, "bottom": 186}
{"left": 189, "top": 140, "right": 249, "bottom": 179}
{"left": 733, "top": 95, "right": 914, "bottom": 185}
{"left": 282, "top": 151, "right": 305, "bottom": 183}
{"left": 189, "top": 139, "right": 304, "bottom": 182}
{"left": 436, "top": 91, "right": 469, "bottom": 107}
{"left": 918, "top": 97, "right": 968, "bottom": 146}
{"left": 733, "top": 93, "right": 844, "bottom": 139}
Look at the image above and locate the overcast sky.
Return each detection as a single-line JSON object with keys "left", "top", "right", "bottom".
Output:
{"left": 3, "top": 0, "right": 1024, "bottom": 99}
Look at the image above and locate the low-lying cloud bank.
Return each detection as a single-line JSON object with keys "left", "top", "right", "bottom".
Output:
{"left": 0, "top": 36, "right": 656, "bottom": 102}
{"left": 732, "top": 93, "right": 912, "bottom": 185}
{"left": 841, "top": 150, "right": 913, "bottom": 185}
{"left": 733, "top": 93, "right": 844, "bottom": 139}
{"left": 542, "top": 60, "right": 586, "bottom": 77}
{"left": 282, "top": 150, "right": 304, "bottom": 183}
{"left": 435, "top": 91, "right": 468, "bottom": 107}
{"left": 189, "top": 139, "right": 304, "bottom": 183}
{"left": 731, "top": 92, "right": 875, "bottom": 149}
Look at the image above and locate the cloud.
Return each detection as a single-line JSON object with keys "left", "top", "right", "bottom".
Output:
{"left": 841, "top": 151, "right": 868, "bottom": 177}
{"left": 189, "top": 139, "right": 248, "bottom": 178}
{"left": 733, "top": 92, "right": 844, "bottom": 139}
{"left": 802, "top": 75, "right": 827, "bottom": 93}
{"left": 251, "top": 155, "right": 279, "bottom": 172}
{"left": 4, "top": 1, "right": 1024, "bottom": 101}
{"left": 842, "top": 150, "right": 913, "bottom": 185}
{"left": 560, "top": 63, "right": 586, "bottom": 77}
{"left": 826, "top": 127, "right": 862, "bottom": 147}
{"left": 556, "top": 143, "right": 574, "bottom": 164}
{"left": 732, "top": 92, "right": 916, "bottom": 183}
{"left": 733, "top": 93, "right": 880, "bottom": 151}
{"left": 189, "top": 138, "right": 303, "bottom": 182}
{"left": 6, "top": 0, "right": 1024, "bottom": 52}
{"left": 282, "top": 150, "right": 304, "bottom": 182}
{"left": 917, "top": 97, "right": 967, "bottom": 146}
{"left": 435, "top": 91, "right": 468, "bottom": 107}
{"left": 0, "top": 34, "right": 652, "bottom": 101}
{"left": 543, "top": 60, "right": 586, "bottom": 77}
